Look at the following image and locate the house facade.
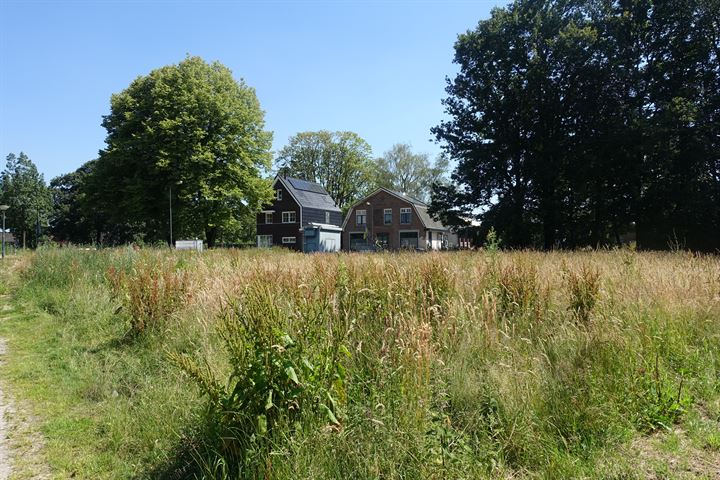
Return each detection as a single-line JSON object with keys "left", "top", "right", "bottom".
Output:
{"left": 256, "top": 176, "right": 342, "bottom": 251}
{"left": 341, "top": 188, "right": 449, "bottom": 251}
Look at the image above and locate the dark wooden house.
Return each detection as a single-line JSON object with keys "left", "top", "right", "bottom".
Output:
{"left": 341, "top": 188, "right": 449, "bottom": 251}
{"left": 256, "top": 176, "right": 342, "bottom": 250}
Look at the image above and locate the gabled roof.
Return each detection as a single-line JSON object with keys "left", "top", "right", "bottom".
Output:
{"left": 414, "top": 204, "right": 447, "bottom": 231}
{"left": 384, "top": 189, "right": 426, "bottom": 207}
{"left": 340, "top": 187, "right": 448, "bottom": 231}
{"left": 274, "top": 176, "right": 341, "bottom": 212}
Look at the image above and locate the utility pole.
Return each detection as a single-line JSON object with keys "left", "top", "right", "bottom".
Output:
{"left": 169, "top": 185, "right": 173, "bottom": 248}
{"left": 36, "top": 206, "right": 40, "bottom": 248}
{"left": 169, "top": 180, "right": 182, "bottom": 248}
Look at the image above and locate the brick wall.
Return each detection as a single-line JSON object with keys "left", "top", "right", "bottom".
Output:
{"left": 343, "top": 190, "right": 427, "bottom": 250}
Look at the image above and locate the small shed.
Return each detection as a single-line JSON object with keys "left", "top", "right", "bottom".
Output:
{"left": 303, "top": 223, "right": 342, "bottom": 253}
{"left": 175, "top": 239, "right": 204, "bottom": 252}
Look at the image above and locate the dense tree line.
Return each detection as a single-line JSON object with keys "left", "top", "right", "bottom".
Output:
{"left": 431, "top": 0, "right": 720, "bottom": 251}
{"left": 9, "top": 1, "right": 718, "bottom": 252}
{"left": 0, "top": 152, "right": 52, "bottom": 248}
{"left": 20, "top": 57, "right": 442, "bottom": 247}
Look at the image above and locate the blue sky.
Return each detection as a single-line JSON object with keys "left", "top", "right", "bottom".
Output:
{"left": 0, "top": 0, "right": 498, "bottom": 181}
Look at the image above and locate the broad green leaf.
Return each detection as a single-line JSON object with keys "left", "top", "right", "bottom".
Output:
{"left": 302, "top": 357, "right": 314, "bottom": 372}
{"left": 265, "top": 390, "right": 274, "bottom": 410}
{"left": 256, "top": 414, "right": 267, "bottom": 434}
{"left": 285, "top": 366, "right": 299, "bottom": 385}
{"left": 321, "top": 404, "right": 340, "bottom": 425}
{"left": 280, "top": 333, "right": 294, "bottom": 347}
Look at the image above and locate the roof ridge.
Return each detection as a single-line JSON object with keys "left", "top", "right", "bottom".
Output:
{"left": 384, "top": 188, "right": 427, "bottom": 206}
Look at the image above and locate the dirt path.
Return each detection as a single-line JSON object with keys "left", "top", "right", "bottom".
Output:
{"left": 0, "top": 298, "right": 50, "bottom": 480}
{"left": 0, "top": 337, "right": 10, "bottom": 480}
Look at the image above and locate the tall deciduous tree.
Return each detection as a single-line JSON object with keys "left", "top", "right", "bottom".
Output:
{"left": 275, "top": 131, "right": 375, "bottom": 211}
{"left": 92, "top": 56, "right": 273, "bottom": 246}
{"left": 0, "top": 152, "right": 52, "bottom": 248}
{"left": 374, "top": 143, "right": 448, "bottom": 202}
{"left": 432, "top": 0, "right": 720, "bottom": 251}
{"left": 636, "top": 0, "right": 720, "bottom": 250}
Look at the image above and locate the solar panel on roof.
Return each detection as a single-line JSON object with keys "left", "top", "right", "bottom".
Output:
{"left": 288, "top": 178, "right": 326, "bottom": 194}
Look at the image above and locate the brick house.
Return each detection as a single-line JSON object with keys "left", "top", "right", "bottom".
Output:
{"left": 256, "top": 176, "right": 342, "bottom": 250}
{"left": 341, "top": 188, "right": 449, "bottom": 251}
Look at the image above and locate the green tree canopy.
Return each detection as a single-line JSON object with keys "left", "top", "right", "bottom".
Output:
{"left": 49, "top": 160, "right": 103, "bottom": 245}
{"left": 432, "top": 0, "right": 720, "bottom": 251}
{"left": 275, "top": 131, "right": 375, "bottom": 210}
{"left": 0, "top": 152, "right": 52, "bottom": 248}
{"left": 374, "top": 143, "right": 448, "bottom": 202}
{"left": 91, "top": 55, "right": 273, "bottom": 246}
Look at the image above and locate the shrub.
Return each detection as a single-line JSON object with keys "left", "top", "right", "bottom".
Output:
{"left": 495, "top": 261, "right": 541, "bottom": 319}
{"left": 565, "top": 264, "right": 601, "bottom": 323}
{"left": 107, "top": 258, "right": 190, "bottom": 334}
{"left": 170, "top": 286, "right": 348, "bottom": 476}
{"left": 484, "top": 227, "right": 502, "bottom": 254}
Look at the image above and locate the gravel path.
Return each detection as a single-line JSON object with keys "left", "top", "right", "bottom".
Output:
{"left": 0, "top": 337, "right": 11, "bottom": 480}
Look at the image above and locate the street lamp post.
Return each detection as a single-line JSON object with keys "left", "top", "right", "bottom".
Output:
{"left": 0, "top": 205, "right": 9, "bottom": 260}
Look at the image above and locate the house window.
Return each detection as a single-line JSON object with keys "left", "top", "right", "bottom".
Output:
{"left": 265, "top": 212, "right": 273, "bottom": 224}
{"left": 325, "top": 211, "right": 330, "bottom": 224}
{"left": 400, "top": 231, "right": 419, "bottom": 249}
{"left": 384, "top": 209, "right": 392, "bottom": 225}
{"left": 257, "top": 235, "right": 273, "bottom": 248}
{"left": 400, "top": 207, "right": 411, "bottom": 224}
{"left": 356, "top": 209, "right": 367, "bottom": 226}
{"left": 349, "top": 232, "right": 366, "bottom": 251}
{"left": 276, "top": 189, "right": 282, "bottom": 200}
{"left": 282, "top": 236, "right": 296, "bottom": 244}
{"left": 282, "top": 211, "right": 296, "bottom": 223}
{"left": 376, "top": 232, "right": 390, "bottom": 249}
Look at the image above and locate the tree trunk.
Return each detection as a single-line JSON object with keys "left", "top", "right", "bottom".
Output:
{"left": 205, "top": 227, "right": 217, "bottom": 248}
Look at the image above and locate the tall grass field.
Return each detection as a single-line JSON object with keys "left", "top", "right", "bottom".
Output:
{"left": 0, "top": 248, "right": 718, "bottom": 479}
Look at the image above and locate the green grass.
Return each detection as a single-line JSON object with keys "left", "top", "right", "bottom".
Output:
{"left": 0, "top": 251, "right": 206, "bottom": 478}
{"left": 0, "top": 247, "right": 718, "bottom": 479}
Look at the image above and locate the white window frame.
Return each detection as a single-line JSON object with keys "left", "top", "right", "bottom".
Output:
{"left": 282, "top": 236, "right": 296, "bottom": 244}
{"left": 276, "top": 189, "right": 282, "bottom": 200}
{"left": 282, "top": 211, "right": 296, "bottom": 223}
{"left": 257, "top": 235, "right": 273, "bottom": 248}
{"left": 356, "top": 209, "right": 367, "bottom": 226}
{"left": 325, "top": 211, "right": 330, "bottom": 224}
{"left": 384, "top": 208, "right": 392, "bottom": 225}
{"left": 265, "top": 212, "right": 273, "bottom": 224}
{"left": 400, "top": 207, "right": 412, "bottom": 225}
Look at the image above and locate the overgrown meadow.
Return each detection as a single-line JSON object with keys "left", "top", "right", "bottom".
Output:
{"left": 1, "top": 248, "right": 719, "bottom": 479}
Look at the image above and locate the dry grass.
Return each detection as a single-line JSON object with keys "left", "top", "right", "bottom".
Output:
{"left": 0, "top": 247, "right": 718, "bottom": 479}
